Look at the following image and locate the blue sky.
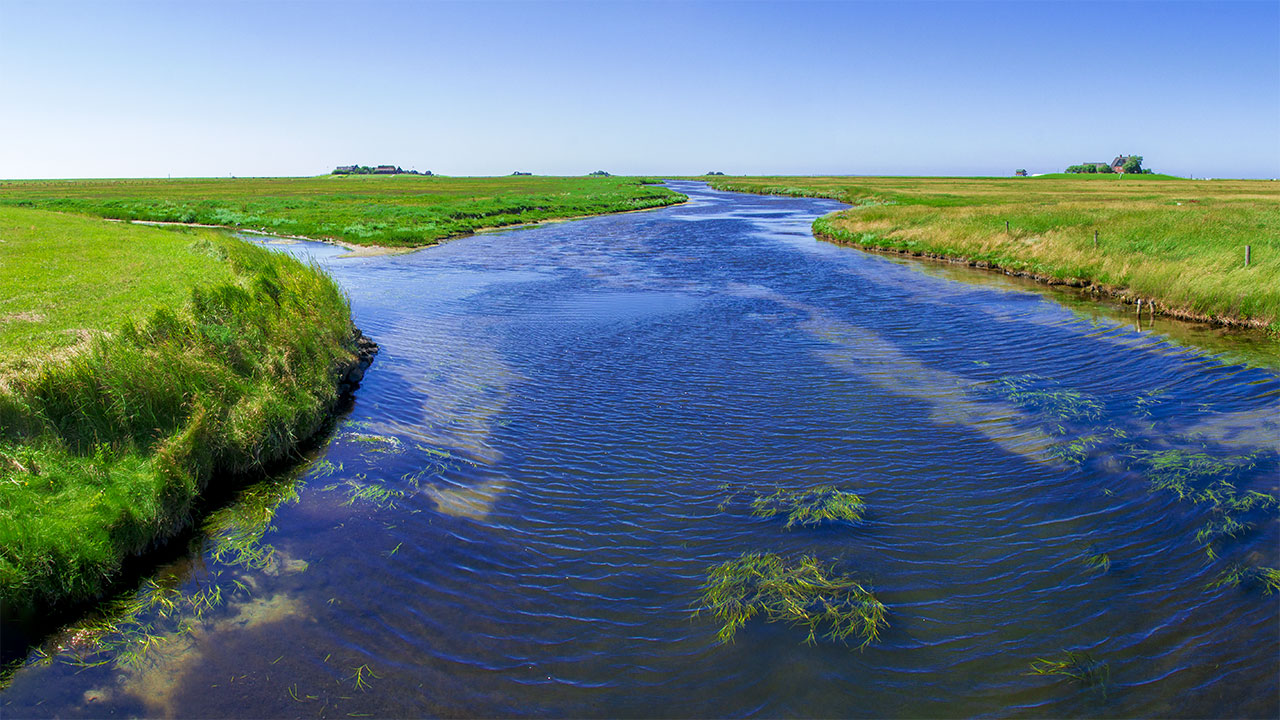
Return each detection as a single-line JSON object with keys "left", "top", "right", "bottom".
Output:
{"left": 1, "top": 0, "right": 1277, "bottom": 178}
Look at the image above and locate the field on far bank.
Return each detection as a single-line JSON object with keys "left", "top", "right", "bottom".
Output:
{"left": 706, "top": 175, "right": 1280, "bottom": 331}
{"left": 0, "top": 175, "right": 685, "bottom": 248}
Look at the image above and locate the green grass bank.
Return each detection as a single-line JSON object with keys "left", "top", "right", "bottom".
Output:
{"left": 0, "top": 207, "right": 361, "bottom": 618}
{"left": 0, "top": 175, "right": 686, "bottom": 248}
{"left": 704, "top": 175, "right": 1280, "bottom": 331}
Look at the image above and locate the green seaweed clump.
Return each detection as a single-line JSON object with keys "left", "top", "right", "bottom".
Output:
{"left": 1206, "top": 564, "right": 1280, "bottom": 595}
{"left": 1028, "top": 650, "right": 1110, "bottom": 693}
{"left": 750, "top": 486, "right": 866, "bottom": 528}
{"left": 696, "top": 552, "right": 887, "bottom": 649}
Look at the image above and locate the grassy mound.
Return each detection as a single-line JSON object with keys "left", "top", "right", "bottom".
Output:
{"left": 0, "top": 210, "right": 357, "bottom": 617}
{"left": 706, "top": 175, "right": 1280, "bottom": 330}
{"left": 0, "top": 175, "right": 686, "bottom": 248}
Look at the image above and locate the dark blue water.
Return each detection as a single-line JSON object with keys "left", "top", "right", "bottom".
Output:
{"left": 3, "top": 182, "right": 1278, "bottom": 718}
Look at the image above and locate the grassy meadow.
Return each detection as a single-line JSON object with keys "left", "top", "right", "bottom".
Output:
{"left": 706, "top": 175, "right": 1280, "bottom": 331}
{"left": 0, "top": 175, "right": 686, "bottom": 248}
{"left": 0, "top": 208, "right": 236, "bottom": 368}
{"left": 0, "top": 208, "right": 358, "bottom": 617}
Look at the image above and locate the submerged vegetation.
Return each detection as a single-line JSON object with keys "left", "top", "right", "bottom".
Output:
{"left": 989, "top": 375, "right": 1104, "bottom": 423}
{"left": 0, "top": 212, "right": 358, "bottom": 616}
{"left": 0, "top": 175, "right": 686, "bottom": 248}
{"left": 1027, "top": 650, "right": 1111, "bottom": 694}
{"left": 750, "top": 485, "right": 866, "bottom": 528}
{"left": 706, "top": 175, "right": 1280, "bottom": 330}
{"left": 697, "top": 553, "right": 887, "bottom": 649}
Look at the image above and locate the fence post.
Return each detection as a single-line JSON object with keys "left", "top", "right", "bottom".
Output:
{"left": 1093, "top": 230, "right": 1098, "bottom": 249}
{"left": 1245, "top": 245, "right": 1251, "bottom": 267}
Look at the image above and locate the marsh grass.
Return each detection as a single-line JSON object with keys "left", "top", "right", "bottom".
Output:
{"left": 696, "top": 553, "right": 887, "bottom": 649}
{"left": 750, "top": 486, "right": 866, "bottom": 528}
{"left": 1027, "top": 650, "right": 1111, "bottom": 694}
{"left": 0, "top": 223, "right": 356, "bottom": 615}
{"left": 711, "top": 175, "right": 1280, "bottom": 329}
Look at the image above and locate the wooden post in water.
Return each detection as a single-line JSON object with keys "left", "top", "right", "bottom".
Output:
{"left": 1245, "top": 245, "right": 1251, "bottom": 267}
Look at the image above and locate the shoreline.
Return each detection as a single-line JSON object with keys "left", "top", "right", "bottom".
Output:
{"left": 814, "top": 228, "right": 1273, "bottom": 332}
{"left": 704, "top": 179, "right": 1277, "bottom": 334}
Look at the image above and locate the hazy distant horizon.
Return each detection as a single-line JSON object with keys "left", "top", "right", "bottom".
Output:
{"left": 3, "top": 0, "right": 1277, "bottom": 180}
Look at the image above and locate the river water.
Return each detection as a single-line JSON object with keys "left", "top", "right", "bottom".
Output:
{"left": 3, "top": 182, "right": 1278, "bottom": 718}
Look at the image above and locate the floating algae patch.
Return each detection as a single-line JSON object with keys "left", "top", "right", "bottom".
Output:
{"left": 1027, "top": 650, "right": 1111, "bottom": 695}
{"left": 696, "top": 553, "right": 887, "bottom": 649}
{"left": 988, "top": 374, "right": 1105, "bottom": 423}
{"left": 750, "top": 486, "right": 866, "bottom": 528}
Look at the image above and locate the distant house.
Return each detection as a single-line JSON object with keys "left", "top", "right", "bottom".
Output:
{"left": 588, "top": 170, "right": 611, "bottom": 177}
{"left": 706, "top": 171, "right": 725, "bottom": 176}
{"left": 1014, "top": 169, "right": 1028, "bottom": 176}
{"left": 512, "top": 171, "right": 532, "bottom": 176}
{"left": 374, "top": 165, "right": 400, "bottom": 174}
{"left": 333, "top": 165, "right": 357, "bottom": 174}
{"left": 1110, "top": 156, "right": 1131, "bottom": 173}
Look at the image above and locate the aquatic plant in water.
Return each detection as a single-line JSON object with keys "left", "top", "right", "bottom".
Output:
{"left": 990, "top": 375, "right": 1104, "bottom": 423}
{"left": 1081, "top": 552, "right": 1112, "bottom": 575}
{"left": 696, "top": 553, "right": 887, "bottom": 649}
{"left": 1206, "top": 564, "right": 1280, "bottom": 595}
{"left": 1027, "top": 650, "right": 1110, "bottom": 694}
{"left": 751, "top": 485, "right": 866, "bottom": 528}
{"left": 1048, "top": 433, "right": 1108, "bottom": 466}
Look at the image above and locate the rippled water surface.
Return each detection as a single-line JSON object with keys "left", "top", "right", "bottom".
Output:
{"left": 4, "top": 182, "right": 1278, "bottom": 718}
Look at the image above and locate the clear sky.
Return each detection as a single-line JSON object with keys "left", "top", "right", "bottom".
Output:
{"left": 1, "top": 0, "right": 1277, "bottom": 178}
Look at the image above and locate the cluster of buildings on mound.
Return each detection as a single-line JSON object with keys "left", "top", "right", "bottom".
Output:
{"left": 331, "top": 165, "right": 431, "bottom": 175}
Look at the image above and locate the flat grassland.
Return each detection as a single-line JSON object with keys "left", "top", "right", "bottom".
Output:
{"left": 0, "top": 208, "right": 235, "bottom": 365}
{"left": 1, "top": 208, "right": 356, "bottom": 616}
{"left": 0, "top": 175, "right": 686, "bottom": 248}
{"left": 706, "top": 175, "right": 1280, "bottom": 330}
